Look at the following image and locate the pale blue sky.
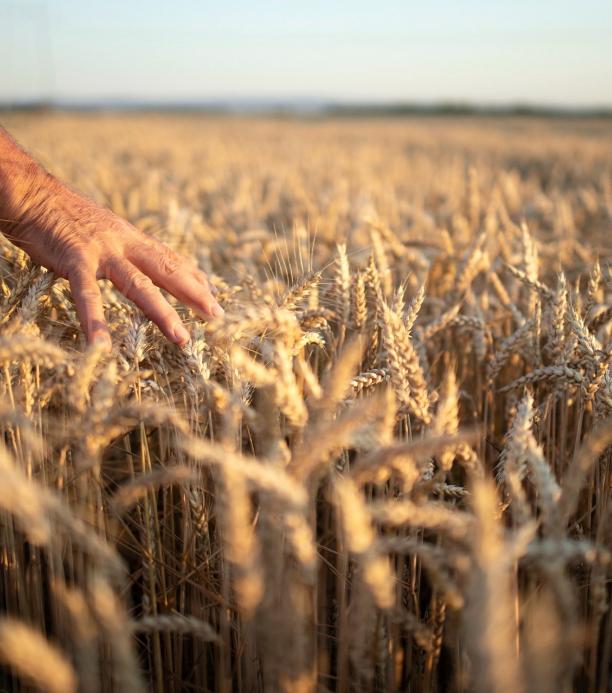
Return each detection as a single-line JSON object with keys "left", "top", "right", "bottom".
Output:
{"left": 1, "top": 0, "right": 611, "bottom": 106}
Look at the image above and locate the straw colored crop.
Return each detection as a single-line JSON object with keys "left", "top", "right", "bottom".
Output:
{"left": 0, "top": 114, "right": 610, "bottom": 692}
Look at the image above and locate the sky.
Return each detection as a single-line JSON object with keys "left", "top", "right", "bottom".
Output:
{"left": 1, "top": 0, "right": 611, "bottom": 107}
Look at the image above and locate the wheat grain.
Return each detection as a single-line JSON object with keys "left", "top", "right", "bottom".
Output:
{"left": 0, "top": 114, "right": 609, "bottom": 693}
{"left": 0, "top": 618, "right": 77, "bottom": 693}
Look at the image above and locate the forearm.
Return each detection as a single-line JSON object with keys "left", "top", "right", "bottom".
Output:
{"left": 0, "top": 127, "right": 66, "bottom": 242}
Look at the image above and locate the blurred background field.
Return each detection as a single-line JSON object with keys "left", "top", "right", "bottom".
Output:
{"left": 0, "top": 112, "right": 610, "bottom": 692}
{"left": 3, "top": 112, "right": 612, "bottom": 252}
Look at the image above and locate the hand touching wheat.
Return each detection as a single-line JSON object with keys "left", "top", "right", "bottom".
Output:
{"left": 0, "top": 126, "right": 223, "bottom": 348}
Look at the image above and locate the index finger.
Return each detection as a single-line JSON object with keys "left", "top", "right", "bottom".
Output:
{"left": 127, "top": 239, "right": 224, "bottom": 319}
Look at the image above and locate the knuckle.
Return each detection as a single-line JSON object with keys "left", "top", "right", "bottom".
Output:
{"left": 157, "top": 245, "right": 182, "bottom": 276}
{"left": 65, "top": 247, "right": 96, "bottom": 275}
{"left": 129, "top": 232, "right": 156, "bottom": 253}
{"left": 68, "top": 244, "right": 90, "bottom": 264}
{"left": 79, "top": 288, "right": 101, "bottom": 303}
{"left": 159, "top": 310, "right": 179, "bottom": 329}
{"left": 133, "top": 272, "right": 155, "bottom": 292}
{"left": 123, "top": 269, "right": 156, "bottom": 299}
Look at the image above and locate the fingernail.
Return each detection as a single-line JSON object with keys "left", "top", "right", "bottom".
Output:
{"left": 210, "top": 302, "right": 224, "bottom": 318}
{"left": 173, "top": 324, "right": 190, "bottom": 344}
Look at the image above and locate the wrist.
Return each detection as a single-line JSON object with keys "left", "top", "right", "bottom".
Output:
{"left": 2, "top": 163, "right": 66, "bottom": 241}
{"left": 0, "top": 130, "right": 64, "bottom": 241}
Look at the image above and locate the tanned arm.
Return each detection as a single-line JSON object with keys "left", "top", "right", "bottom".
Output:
{"left": 0, "top": 126, "right": 223, "bottom": 347}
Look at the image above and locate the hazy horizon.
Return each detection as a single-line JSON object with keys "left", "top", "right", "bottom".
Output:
{"left": 2, "top": 0, "right": 611, "bottom": 108}
{"left": 4, "top": 97, "right": 612, "bottom": 115}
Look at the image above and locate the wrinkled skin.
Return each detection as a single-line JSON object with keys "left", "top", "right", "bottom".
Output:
{"left": 0, "top": 128, "right": 223, "bottom": 347}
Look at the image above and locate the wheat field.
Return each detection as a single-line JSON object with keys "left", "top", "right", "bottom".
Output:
{"left": 0, "top": 114, "right": 610, "bottom": 692}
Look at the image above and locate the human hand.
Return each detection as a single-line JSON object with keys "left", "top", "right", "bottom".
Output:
{"left": 4, "top": 173, "right": 223, "bottom": 348}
